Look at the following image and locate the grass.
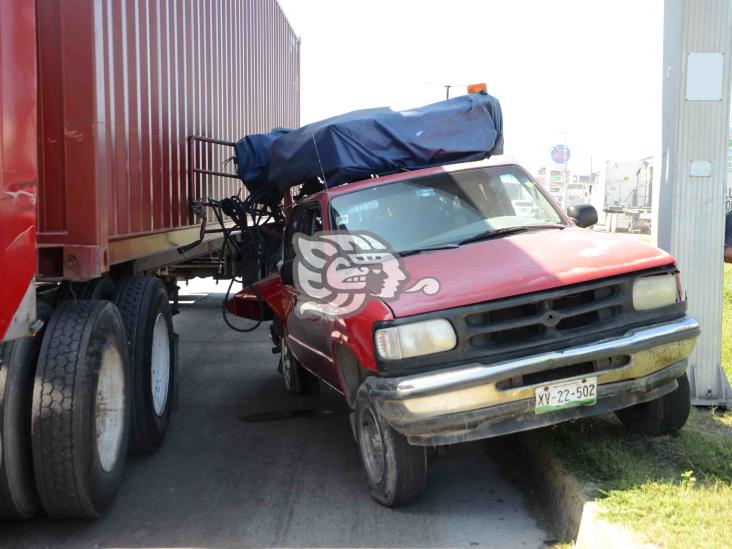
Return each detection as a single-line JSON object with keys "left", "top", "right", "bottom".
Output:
{"left": 545, "top": 266, "right": 732, "bottom": 548}
{"left": 549, "top": 410, "right": 732, "bottom": 549}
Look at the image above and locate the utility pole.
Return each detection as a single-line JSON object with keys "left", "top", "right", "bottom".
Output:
{"left": 654, "top": 0, "right": 732, "bottom": 406}
{"left": 444, "top": 84, "right": 452, "bottom": 100}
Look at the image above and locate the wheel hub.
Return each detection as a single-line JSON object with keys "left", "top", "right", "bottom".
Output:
{"left": 359, "top": 408, "right": 385, "bottom": 484}
{"left": 95, "top": 344, "right": 126, "bottom": 473}
{"left": 150, "top": 313, "right": 171, "bottom": 416}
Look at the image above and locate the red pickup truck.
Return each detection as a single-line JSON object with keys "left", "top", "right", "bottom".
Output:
{"left": 230, "top": 160, "right": 699, "bottom": 507}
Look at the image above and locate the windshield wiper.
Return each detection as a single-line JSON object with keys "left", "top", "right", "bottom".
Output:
{"left": 398, "top": 244, "right": 460, "bottom": 257}
{"left": 457, "top": 224, "right": 565, "bottom": 246}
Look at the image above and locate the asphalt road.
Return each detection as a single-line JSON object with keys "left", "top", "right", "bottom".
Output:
{"left": 2, "top": 283, "right": 548, "bottom": 548}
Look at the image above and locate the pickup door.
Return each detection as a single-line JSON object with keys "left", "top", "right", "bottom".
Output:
{"left": 281, "top": 202, "right": 340, "bottom": 388}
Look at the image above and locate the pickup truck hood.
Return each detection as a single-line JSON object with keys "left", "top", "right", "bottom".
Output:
{"left": 387, "top": 228, "right": 674, "bottom": 318}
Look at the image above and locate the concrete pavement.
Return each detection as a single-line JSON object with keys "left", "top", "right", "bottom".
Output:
{"left": 1, "top": 284, "right": 548, "bottom": 548}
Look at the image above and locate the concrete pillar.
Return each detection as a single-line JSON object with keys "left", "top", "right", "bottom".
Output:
{"left": 654, "top": 0, "right": 732, "bottom": 405}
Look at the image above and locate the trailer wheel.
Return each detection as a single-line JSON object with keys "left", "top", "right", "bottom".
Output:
{"left": 0, "top": 338, "right": 42, "bottom": 520}
{"left": 354, "top": 385, "right": 426, "bottom": 507}
{"left": 615, "top": 372, "right": 691, "bottom": 435}
{"left": 280, "top": 335, "right": 319, "bottom": 395}
{"left": 115, "top": 276, "right": 175, "bottom": 454}
{"left": 56, "top": 277, "right": 115, "bottom": 303}
{"left": 32, "top": 301, "right": 130, "bottom": 519}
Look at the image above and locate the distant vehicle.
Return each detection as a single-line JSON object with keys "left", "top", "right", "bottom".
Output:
{"left": 592, "top": 158, "right": 653, "bottom": 233}
{"left": 565, "top": 182, "right": 590, "bottom": 208}
{"left": 512, "top": 199, "right": 537, "bottom": 217}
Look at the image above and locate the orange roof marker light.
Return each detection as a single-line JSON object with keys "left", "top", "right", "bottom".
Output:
{"left": 467, "top": 83, "right": 487, "bottom": 94}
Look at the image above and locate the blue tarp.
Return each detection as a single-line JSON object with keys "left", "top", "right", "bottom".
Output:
{"left": 233, "top": 128, "right": 291, "bottom": 204}
{"left": 234, "top": 92, "right": 503, "bottom": 204}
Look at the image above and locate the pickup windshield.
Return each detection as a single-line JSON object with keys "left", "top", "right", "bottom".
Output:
{"left": 329, "top": 165, "right": 566, "bottom": 253}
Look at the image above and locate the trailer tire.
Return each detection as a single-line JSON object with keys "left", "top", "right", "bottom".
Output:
{"left": 0, "top": 338, "right": 42, "bottom": 520}
{"left": 32, "top": 300, "right": 130, "bottom": 519}
{"left": 115, "top": 276, "right": 175, "bottom": 454}
{"left": 615, "top": 372, "right": 691, "bottom": 435}
{"left": 56, "top": 277, "right": 115, "bottom": 303}
{"left": 354, "top": 385, "right": 426, "bottom": 507}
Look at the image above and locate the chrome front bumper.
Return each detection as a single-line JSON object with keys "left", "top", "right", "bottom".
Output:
{"left": 365, "top": 316, "right": 700, "bottom": 446}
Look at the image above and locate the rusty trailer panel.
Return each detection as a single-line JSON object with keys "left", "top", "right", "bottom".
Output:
{"left": 36, "top": 0, "right": 300, "bottom": 280}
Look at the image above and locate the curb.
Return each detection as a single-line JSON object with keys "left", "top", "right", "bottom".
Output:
{"left": 575, "top": 502, "right": 656, "bottom": 549}
{"left": 516, "top": 432, "right": 657, "bottom": 548}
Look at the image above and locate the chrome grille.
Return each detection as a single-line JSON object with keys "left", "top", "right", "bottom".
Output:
{"left": 375, "top": 267, "right": 684, "bottom": 374}
{"left": 464, "top": 279, "right": 627, "bottom": 352}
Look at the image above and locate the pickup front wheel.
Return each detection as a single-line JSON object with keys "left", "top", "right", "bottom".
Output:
{"left": 354, "top": 386, "right": 426, "bottom": 507}
{"left": 615, "top": 372, "right": 691, "bottom": 435}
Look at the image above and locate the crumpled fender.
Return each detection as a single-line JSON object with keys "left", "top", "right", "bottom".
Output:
{"left": 225, "top": 274, "right": 283, "bottom": 322}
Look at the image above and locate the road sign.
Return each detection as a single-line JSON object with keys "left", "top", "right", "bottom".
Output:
{"left": 551, "top": 144, "right": 571, "bottom": 164}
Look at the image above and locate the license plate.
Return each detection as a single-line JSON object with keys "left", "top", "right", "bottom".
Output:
{"left": 534, "top": 377, "right": 597, "bottom": 414}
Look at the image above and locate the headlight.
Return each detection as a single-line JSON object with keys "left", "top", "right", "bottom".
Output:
{"left": 632, "top": 274, "right": 681, "bottom": 311}
{"left": 375, "top": 319, "right": 457, "bottom": 360}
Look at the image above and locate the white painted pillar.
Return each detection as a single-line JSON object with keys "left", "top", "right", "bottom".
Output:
{"left": 654, "top": 0, "right": 732, "bottom": 406}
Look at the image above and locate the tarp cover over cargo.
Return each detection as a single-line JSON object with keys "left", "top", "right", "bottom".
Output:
{"left": 234, "top": 92, "right": 503, "bottom": 205}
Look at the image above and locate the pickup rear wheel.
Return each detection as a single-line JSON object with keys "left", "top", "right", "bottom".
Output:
{"left": 615, "top": 372, "right": 691, "bottom": 435}
{"left": 280, "top": 336, "right": 319, "bottom": 395}
{"left": 354, "top": 386, "right": 426, "bottom": 507}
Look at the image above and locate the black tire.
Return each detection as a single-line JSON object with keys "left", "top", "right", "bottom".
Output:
{"left": 354, "top": 385, "right": 426, "bottom": 507}
{"left": 56, "top": 277, "right": 115, "bottom": 303}
{"left": 114, "top": 276, "right": 175, "bottom": 454}
{"left": 615, "top": 373, "right": 691, "bottom": 435}
{"left": 280, "top": 334, "right": 319, "bottom": 395}
{"left": 32, "top": 300, "right": 130, "bottom": 519}
{"left": 0, "top": 338, "right": 41, "bottom": 520}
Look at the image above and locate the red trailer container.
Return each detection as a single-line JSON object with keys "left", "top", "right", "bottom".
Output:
{"left": 36, "top": 0, "right": 299, "bottom": 281}
{"left": 0, "top": 0, "right": 299, "bottom": 521}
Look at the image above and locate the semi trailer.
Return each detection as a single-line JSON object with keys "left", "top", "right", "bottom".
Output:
{"left": 0, "top": 0, "right": 299, "bottom": 520}
{"left": 592, "top": 158, "right": 654, "bottom": 233}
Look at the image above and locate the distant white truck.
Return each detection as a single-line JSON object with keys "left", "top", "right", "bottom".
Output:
{"left": 565, "top": 182, "right": 590, "bottom": 208}
{"left": 591, "top": 157, "right": 653, "bottom": 233}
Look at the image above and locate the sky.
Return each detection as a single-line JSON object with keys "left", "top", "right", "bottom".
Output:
{"left": 277, "top": 0, "right": 664, "bottom": 176}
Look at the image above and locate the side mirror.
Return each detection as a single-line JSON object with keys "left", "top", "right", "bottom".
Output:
{"left": 280, "top": 259, "right": 294, "bottom": 286}
{"left": 567, "top": 204, "right": 598, "bottom": 228}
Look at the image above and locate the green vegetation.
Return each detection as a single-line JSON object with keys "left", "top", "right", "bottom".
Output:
{"left": 550, "top": 410, "right": 732, "bottom": 549}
